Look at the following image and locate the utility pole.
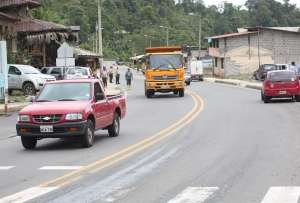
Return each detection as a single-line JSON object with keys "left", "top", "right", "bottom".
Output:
{"left": 98, "top": 0, "right": 103, "bottom": 70}
{"left": 198, "top": 15, "right": 202, "bottom": 59}
{"left": 257, "top": 27, "right": 261, "bottom": 67}
{"left": 167, "top": 28, "right": 169, "bottom": 46}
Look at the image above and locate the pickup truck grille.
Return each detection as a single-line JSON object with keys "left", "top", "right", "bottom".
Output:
{"left": 33, "top": 114, "right": 62, "bottom": 123}
{"left": 152, "top": 75, "right": 177, "bottom": 80}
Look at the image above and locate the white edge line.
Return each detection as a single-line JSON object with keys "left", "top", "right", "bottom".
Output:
{"left": 0, "top": 186, "right": 58, "bottom": 203}
{"left": 0, "top": 166, "right": 15, "bottom": 170}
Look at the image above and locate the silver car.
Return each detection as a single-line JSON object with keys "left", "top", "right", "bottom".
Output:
{"left": 8, "top": 64, "right": 56, "bottom": 95}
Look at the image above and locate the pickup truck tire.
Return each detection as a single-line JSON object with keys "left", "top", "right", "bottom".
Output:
{"left": 179, "top": 89, "right": 185, "bottom": 97}
{"left": 295, "top": 95, "right": 300, "bottom": 102}
{"left": 21, "top": 137, "right": 37, "bottom": 149}
{"left": 23, "top": 82, "right": 36, "bottom": 96}
{"left": 108, "top": 113, "right": 120, "bottom": 137}
{"left": 81, "top": 120, "right": 95, "bottom": 148}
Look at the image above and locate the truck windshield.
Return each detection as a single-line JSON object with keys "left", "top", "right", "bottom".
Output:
{"left": 148, "top": 54, "right": 182, "bottom": 70}
{"left": 37, "top": 83, "right": 91, "bottom": 102}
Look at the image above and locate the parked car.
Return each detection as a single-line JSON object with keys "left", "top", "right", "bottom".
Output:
{"left": 8, "top": 64, "right": 56, "bottom": 95}
{"left": 16, "top": 79, "right": 126, "bottom": 149}
{"left": 254, "top": 64, "right": 276, "bottom": 81}
{"left": 184, "top": 71, "right": 192, "bottom": 86}
{"left": 41, "top": 66, "right": 69, "bottom": 80}
{"left": 64, "top": 67, "right": 93, "bottom": 80}
{"left": 276, "top": 64, "right": 289, "bottom": 71}
{"left": 261, "top": 70, "right": 300, "bottom": 103}
{"left": 190, "top": 60, "right": 203, "bottom": 81}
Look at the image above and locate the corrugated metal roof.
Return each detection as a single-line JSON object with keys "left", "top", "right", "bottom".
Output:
{"left": 15, "top": 19, "right": 70, "bottom": 33}
{"left": 0, "top": 0, "right": 40, "bottom": 9}
{"left": 207, "top": 31, "right": 258, "bottom": 40}
{"left": 0, "top": 12, "right": 18, "bottom": 21}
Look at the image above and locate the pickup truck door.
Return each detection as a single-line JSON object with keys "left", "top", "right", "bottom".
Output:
{"left": 93, "top": 82, "right": 110, "bottom": 129}
{"left": 8, "top": 66, "right": 22, "bottom": 89}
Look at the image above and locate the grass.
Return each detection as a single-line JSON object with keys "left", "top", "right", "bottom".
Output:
{"left": 6, "top": 90, "right": 27, "bottom": 103}
{"left": 224, "top": 74, "right": 255, "bottom": 82}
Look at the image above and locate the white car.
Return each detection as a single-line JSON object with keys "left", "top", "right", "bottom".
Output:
{"left": 8, "top": 64, "right": 56, "bottom": 95}
{"left": 64, "top": 67, "right": 93, "bottom": 80}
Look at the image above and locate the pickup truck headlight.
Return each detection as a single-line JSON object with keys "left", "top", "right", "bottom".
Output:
{"left": 65, "top": 113, "right": 83, "bottom": 121}
{"left": 18, "top": 115, "right": 30, "bottom": 122}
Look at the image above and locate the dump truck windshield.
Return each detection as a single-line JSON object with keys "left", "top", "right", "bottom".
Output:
{"left": 148, "top": 54, "right": 182, "bottom": 70}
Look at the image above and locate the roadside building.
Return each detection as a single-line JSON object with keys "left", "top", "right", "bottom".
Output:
{"left": 207, "top": 27, "right": 300, "bottom": 77}
{"left": 0, "top": 0, "right": 79, "bottom": 68}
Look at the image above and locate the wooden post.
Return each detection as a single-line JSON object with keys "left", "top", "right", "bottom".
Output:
{"left": 43, "top": 35, "right": 46, "bottom": 67}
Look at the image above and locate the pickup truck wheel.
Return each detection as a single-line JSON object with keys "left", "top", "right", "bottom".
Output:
{"left": 263, "top": 95, "right": 270, "bottom": 103}
{"left": 21, "top": 137, "right": 37, "bottom": 149}
{"left": 81, "top": 120, "right": 95, "bottom": 148}
{"left": 108, "top": 113, "right": 120, "bottom": 137}
{"left": 23, "top": 82, "right": 36, "bottom": 95}
{"left": 179, "top": 89, "right": 185, "bottom": 97}
{"left": 296, "top": 95, "right": 300, "bottom": 102}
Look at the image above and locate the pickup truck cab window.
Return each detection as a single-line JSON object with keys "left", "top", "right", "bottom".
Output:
{"left": 8, "top": 66, "right": 21, "bottom": 75}
{"left": 94, "top": 82, "right": 105, "bottom": 101}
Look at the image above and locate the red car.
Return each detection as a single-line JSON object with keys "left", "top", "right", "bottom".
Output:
{"left": 261, "top": 70, "right": 300, "bottom": 103}
{"left": 16, "top": 79, "right": 126, "bottom": 149}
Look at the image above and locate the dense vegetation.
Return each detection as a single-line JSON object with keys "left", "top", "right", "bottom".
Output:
{"left": 32, "top": 0, "right": 300, "bottom": 60}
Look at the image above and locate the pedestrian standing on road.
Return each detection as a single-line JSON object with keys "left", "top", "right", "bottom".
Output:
{"left": 125, "top": 68, "right": 133, "bottom": 88}
{"left": 109, "top": 66, "right": 114, "bottom": 83}
{"left": 290, "top": 61, "right": 296, "bottom": 73}
{"left": 115, "top": 67, "right": 120, "bottom": 85}
{"left": 102, "top": 66, "right": 108, "bottom": 88}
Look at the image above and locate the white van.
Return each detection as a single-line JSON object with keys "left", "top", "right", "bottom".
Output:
{"left": 190, "top": 60, "right": 204, "bottom": 81}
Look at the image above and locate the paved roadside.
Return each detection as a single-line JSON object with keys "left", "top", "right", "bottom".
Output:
{"left": 0, "top": 102, "right": 29, "bottom": 115}
{"left": 204, "top": 77, "right": 262, "bottom": 90}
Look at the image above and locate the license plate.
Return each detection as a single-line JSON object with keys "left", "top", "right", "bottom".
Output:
{"left": 40, "top": 126, "right": 53, "bottom": 133}
{"left": 161, "top": 85, "right": 169, "bottom": 89}
{"left": 279, "top": 90, "right": 287, "bottom": 95}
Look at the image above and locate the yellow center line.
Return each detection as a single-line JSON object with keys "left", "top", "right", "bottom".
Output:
{"left": 40, "top": 91, "right": 204, "bottom": 188}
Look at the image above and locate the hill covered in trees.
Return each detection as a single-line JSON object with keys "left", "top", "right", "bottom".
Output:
{"left": 33, "top": 0, "right": 300, "bottom": 60}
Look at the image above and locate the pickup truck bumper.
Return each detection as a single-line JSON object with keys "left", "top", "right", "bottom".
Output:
{"left": 146, "top": 81, "right": 184, "bottom": 92}
{"left": 16, "top": 121, "right": 87, "bottom": 139}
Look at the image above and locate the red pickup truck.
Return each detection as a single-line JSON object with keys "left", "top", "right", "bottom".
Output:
{"left": 16, "top": 79, "right": 126, "bottom": 149}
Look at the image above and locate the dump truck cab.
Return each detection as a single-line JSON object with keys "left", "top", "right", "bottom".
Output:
{"left": 144, "top": 47, "right": 185, "bottom": 98}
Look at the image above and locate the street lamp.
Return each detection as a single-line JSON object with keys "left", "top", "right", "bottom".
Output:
{"left": 189, "top": 13, "right": 202, "bottom": 59}
{"left": 159, "top": 25, "right": 170, "bottom": 46}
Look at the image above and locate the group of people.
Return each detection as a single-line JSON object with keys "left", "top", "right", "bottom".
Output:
{"left": 101, "top": 66, "right": 133, "bottom": 89}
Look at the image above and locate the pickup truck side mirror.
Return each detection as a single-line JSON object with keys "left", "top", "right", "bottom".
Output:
{"left": 95, "top": 92, "right": 105, "bottom": 101}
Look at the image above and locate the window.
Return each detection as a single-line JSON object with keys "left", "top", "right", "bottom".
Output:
{"left": 50, "top": 68, "right": 61, "bottom": 75}
{"left": 94, "top": 82, "right": 103, "bottom": 100}
{"left": 41, "top": 68, "right": 48, "bottom": 74}
{"left": 8, "top": 66, "right": 21, "bottom": 75}
{"left": 221, "top": 58, "right": 224, "bottom": 69}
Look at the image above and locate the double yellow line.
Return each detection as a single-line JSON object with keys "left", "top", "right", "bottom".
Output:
{"left": 40, "top": 90, "right": 205, "bottom": 188}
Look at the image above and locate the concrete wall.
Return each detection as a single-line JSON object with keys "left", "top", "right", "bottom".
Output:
{"left": 213, "top": 29, "right": 300, "bottom": 77}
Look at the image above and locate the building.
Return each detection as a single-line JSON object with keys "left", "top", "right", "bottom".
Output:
{"left": 207, "top": 27, "right": 300, "bottom": 77}
{"left": 0, "top": 0, "right": 79, "bottom": 68}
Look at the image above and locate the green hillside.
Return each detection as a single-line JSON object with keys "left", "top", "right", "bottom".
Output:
{"left": 32, "top": 0, "right": 300, "bottom": 60}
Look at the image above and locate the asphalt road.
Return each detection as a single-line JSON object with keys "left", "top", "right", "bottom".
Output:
{"left": 1, "top": 71, "right": 300, "bottom": 203}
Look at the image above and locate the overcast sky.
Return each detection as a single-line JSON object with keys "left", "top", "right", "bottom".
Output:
{"left": 202, "top": 0, "right": 300, "bottom": 7}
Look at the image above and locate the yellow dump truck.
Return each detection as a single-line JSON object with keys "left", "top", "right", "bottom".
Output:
{"left": 144, "top": 46, "right": 185, "bottom": 98}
